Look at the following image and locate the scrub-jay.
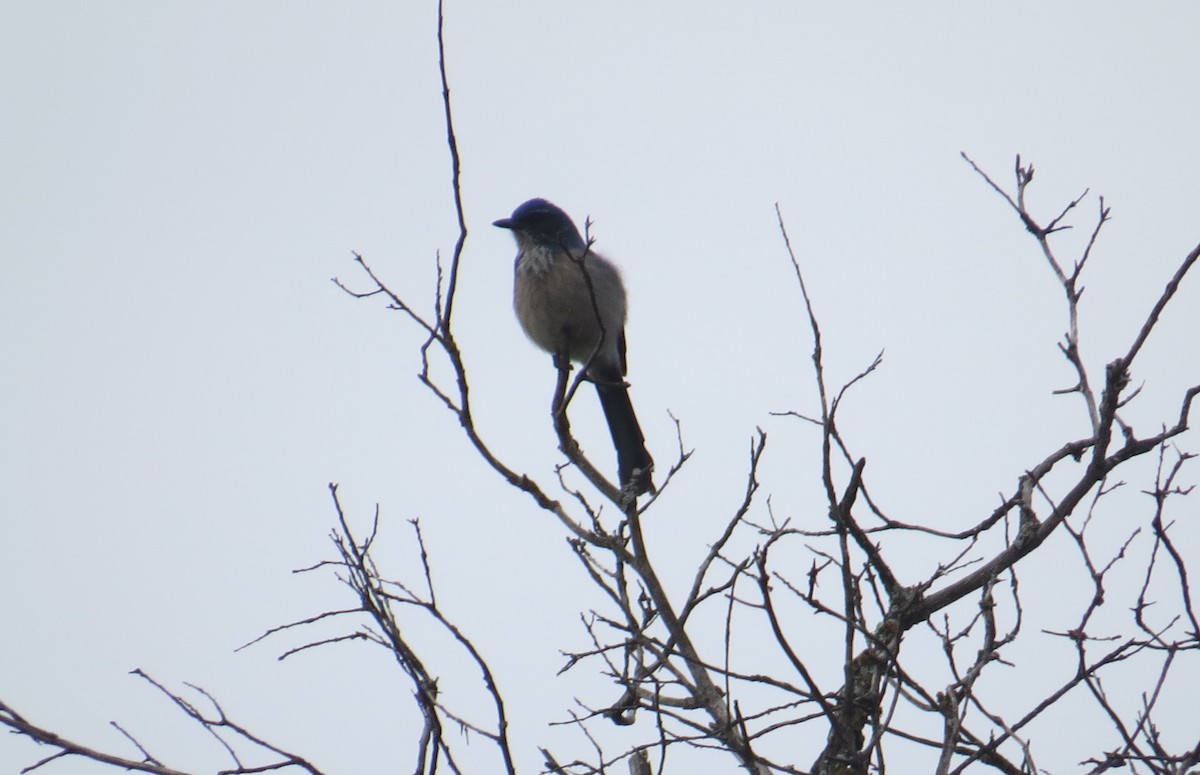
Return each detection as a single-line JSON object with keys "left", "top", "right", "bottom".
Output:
{"left": 494, "top": 198, "right": 654, "bottom": 495}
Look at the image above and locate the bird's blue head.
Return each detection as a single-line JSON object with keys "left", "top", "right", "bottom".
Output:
{"left": 493, "top": 198, "right": 586, "bottom": 251}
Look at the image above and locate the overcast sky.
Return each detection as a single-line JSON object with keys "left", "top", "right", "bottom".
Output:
{"left": 3, "top": 3, "right": 1198, "bottom": 773}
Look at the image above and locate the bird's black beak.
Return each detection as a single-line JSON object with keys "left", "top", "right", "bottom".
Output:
{"left": 492, "top": 217, "right": 514, "bottom": 229}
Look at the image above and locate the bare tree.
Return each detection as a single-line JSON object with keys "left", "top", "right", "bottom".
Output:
{"left": 3, "top": 3, "right": 1197, "bottom": 774}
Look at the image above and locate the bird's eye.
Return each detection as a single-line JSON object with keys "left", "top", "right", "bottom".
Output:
{"left": 527, "top": 213, "right": 557, "bottom": 231}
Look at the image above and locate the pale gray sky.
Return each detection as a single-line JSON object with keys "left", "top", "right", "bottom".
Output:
{"left": 3, "top": 3, "right": 1198, "bottom": 773}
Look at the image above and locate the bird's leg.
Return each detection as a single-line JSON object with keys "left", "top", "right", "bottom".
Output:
{"left": 551, "top": 350, "right": 573, "bottom": 435}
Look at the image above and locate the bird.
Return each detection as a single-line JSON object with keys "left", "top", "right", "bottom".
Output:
{"left": 494, "top": 198, "right": 654, "bottom": 496}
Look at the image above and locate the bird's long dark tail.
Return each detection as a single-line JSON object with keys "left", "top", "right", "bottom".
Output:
{"left": 594, "top": 376, "right": 654, "bottom": 495}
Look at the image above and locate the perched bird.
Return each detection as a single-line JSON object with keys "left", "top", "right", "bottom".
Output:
{"left": 494, "top": 198, "right": 654, "bottom": 495}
